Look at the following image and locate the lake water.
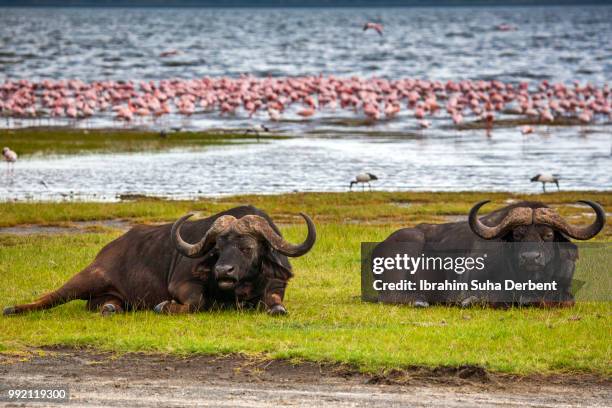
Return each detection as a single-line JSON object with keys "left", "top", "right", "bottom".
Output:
{"left": 0, "top": 6, "right": 610, "bottom": 199}
{"left": 1, "top": 6, "right": 610, "bottom": 83}
{"left": 1, "top": 129, "right": 609, "bottom": 201}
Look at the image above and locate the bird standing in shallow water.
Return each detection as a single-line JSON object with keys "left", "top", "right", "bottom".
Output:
{"left": 3, "top": 147, "right": 17, "bottom": 171}
{"left": 531, "top": 174, "right": 560, "bottom": 193}
{"left": 521, "top": 125, "right": 534, "bottom": 135}
{"left": 350, "top": 173, "right": 378, "bottom": 191}
{"left": 244, "top": 124, "right": 270, "bottom": 142}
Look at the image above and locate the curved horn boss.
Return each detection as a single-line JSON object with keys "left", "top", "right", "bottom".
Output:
{"left": 168, "top": 210, "right": 316, "bottom": 316}
{"left": 468, "top": 200, "right": 533, "bottom": 240}
{"left": 171, "top": 213, "right": 237, "bottom": 258}
{"left": 534, "top": 200, "right": 606, "bottom": 240}
{"left": 234, "top": 213, "right": 317, "bottom": 257}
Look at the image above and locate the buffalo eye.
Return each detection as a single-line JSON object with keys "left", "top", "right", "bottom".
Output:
{"left": 512, "top": 230, "right": 523, "bottom": 240}
{"left": 240, "top": 246, "right": 252, "bottom": 255}
{"left": 542, "top": 231, "right": 554, "bottom": 241}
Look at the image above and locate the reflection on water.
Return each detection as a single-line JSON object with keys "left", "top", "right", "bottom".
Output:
{"left": 1, "top": 128, "right": 609, "bottom": 201}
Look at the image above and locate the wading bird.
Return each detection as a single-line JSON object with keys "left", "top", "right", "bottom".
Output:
{"left": 2, "top": 147, "right": 17, "bottom": 169}
{"left": 521, "top": 125, "right": 534, "bottom": 135}
{"left": 418, "top": 119, "right": 431, "bottom": 129}
{"left": 1, "top": 78, "right": 608, "bottom": 132}
{"left": 363, "top": 22, "right": 384, "bottom": 35}
{"left": 350, "top": 173, "right": 378, "bottom": 191}
{"left": 297, "top": 107, "right": 315, "bottom": 118}
{"left": 244, "top": 124, "right": 270, "bottom": 142}
{"left": 531, "top": 173, "right": 560, "bottom": 193}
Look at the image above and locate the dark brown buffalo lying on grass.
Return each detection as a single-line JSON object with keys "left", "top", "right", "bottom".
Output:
{"left": 4, "top": 206, "right": 316, "bottom": 316}
{"left": 372, "top": 200, "right": 605, "bottom": 307}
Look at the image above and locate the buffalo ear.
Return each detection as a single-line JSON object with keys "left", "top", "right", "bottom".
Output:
{"left": 192, "top": 251, "right": 218, "bottom": 280}
{"left": 555, "top": 232, "right": 579, "bottom": 262}
{"left": 261, "top": 247, "right": 293, "bottom": 281}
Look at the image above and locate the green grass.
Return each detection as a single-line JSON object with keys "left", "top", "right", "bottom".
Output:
{"left": 1, "top": 191, "right": 610, "bottom": 238}
{"left": 0, "top": 128, "right": 286, "bottom": 156}
{"left": 0, "top": 192, "right": 610, "bottom": 375}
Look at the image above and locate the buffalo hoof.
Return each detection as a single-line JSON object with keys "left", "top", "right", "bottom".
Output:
{"left": 268, "top": 304, "right": 287, "bottom": 316}
{"left": 101, "top": 304, "right": 117, "bottom": 317}
{"left": 154, "top": 301, "right": 170, "bottom": 314}
{"left": 3, "top": 306, "right": 16, "bottom": 316}
{"left": 413, "top": 300, "right": 429, "bottom": 308}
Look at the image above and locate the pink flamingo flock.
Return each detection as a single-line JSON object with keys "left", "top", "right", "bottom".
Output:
{"left": 0, "top": 77, "right": 609, "bottom": 129}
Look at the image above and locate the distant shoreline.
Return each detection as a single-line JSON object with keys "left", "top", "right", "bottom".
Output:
{"left": 1, "top": 1, "right": 611, "bottom": 9}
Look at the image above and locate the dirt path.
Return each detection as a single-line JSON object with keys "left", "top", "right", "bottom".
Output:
{"left": 0, "top": 348, "right": 609, "bottom": 407}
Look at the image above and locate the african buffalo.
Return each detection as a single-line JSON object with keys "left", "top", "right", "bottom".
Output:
{"left": 4, "top": 206, "right": 316, "bottom": 316}
{"left": 371, "top": 200, "right": 605, "bottom": 307}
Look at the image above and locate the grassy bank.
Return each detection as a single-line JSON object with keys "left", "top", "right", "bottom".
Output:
{"left": 0, "top": 192, "right": 610, "bottom": 375}
{"left": 1, "top": 191, "right": 611, "bottom": 238}
{"left": 0, "top": 128, "right": 285, "bottom": 156}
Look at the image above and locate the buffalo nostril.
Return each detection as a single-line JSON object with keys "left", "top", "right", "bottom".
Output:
{"left": 215, "top": 265, "right": 235, "bottom": 276}
{"left": 521, "top": 252, "right": 543, "bottom": 264}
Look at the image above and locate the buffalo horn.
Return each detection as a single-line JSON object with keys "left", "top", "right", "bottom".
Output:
{"left": 468, "top": 200, "right": 533, "bottom": 240}
{"left": 171, "top": 213, "right": 236, "bottom": 258}
{"left": 534, "top": 200, "right": 606, "bottom": 240}
{"left": 237, "top": 213, "right": 316, "bottom": 257}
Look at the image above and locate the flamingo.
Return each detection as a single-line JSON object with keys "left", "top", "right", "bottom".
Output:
{"left": 452, "top": 112, "right": 463, "bottom": 125}
{"left": 2, "top": 147, "right": 17, "bottom": 171}
{"left": 414, "top": 106, "right": 426, "bottom": 119}
{"left": 0, "top": 77, "right": 609, "bottom": 134}
{"left": 268, "top": 108, "right": 281, "bottom": 121}
{"left": 578, "top": 110, "right": 592, "bottom": 124}
{"left": 363, "top": 22, "right": 383, "bottom": 36}
{"left": 521, "top": 125, "right": 534, "bottom": 135}
{"left": 418, "top": 120, "right": 431, "bottom": 129}
{"left": 297, "top": 107, "right": 315, "bottom": 118}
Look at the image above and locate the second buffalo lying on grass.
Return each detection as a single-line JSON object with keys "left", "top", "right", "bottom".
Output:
{"left": 3, "top": 206, "right": 316, "bottom": 317}
{"left": 372, "top": 200, "right": 605, "bottom": 307}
